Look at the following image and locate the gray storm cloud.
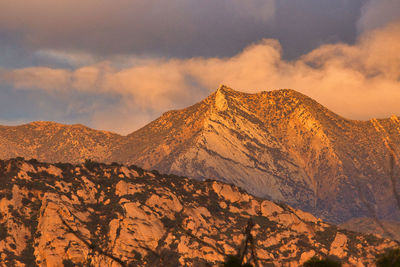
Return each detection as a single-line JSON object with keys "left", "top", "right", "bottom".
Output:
{"left": 358, "top": 0, "right": 400, "bottom": 32}
{"left": 1, "top": 21, "right": 400, "bottom": 134}
{"left": 0, "top": 0, "right": 365, "bottom": 59}
{"left": 0, "top": 0, "right": 275, "bottom": 58}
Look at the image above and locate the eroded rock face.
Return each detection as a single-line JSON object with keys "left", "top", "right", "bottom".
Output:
{"left": 0, "top": 158, "right": 397, "bottom": 266}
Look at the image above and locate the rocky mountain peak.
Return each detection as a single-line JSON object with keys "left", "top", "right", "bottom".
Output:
{"left": 209, "top": 86, "right": 321, "bottom": 119}
{"left": 212, "top": 85, "right": 249, "bottom": 112}
{"left": 214, "top": 85, "right": 230, "bottom": 111}
{"left": 0, "top": 87, "right": 399, "bottom": 225}
{"left": 216, "top": 84, "right": 235, "bottom": 94}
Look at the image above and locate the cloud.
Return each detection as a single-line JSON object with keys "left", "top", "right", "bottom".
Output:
{"left": 0, "top": 118, "right": 29, "bottom": 126}
{"left": 0, "top": 0, "right": 275, "bottom": 58}
{"left": 0, "top": 0, "right": 368, "bottom": 60}
{"left": 1, "top": 67, "right": 71, "bottom": 91}
{"left": 1, "top": 21, "right": 400, "bottom": 134}
{"left": 358, "top": 0, "right": 400, "bottom": 32}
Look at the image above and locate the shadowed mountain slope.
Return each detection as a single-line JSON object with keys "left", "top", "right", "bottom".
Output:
{"left": 340, "top": 218, "right": 400, "bottom": 241}
{"left": 1, "top": 86, "right": 400, "bottom": 224}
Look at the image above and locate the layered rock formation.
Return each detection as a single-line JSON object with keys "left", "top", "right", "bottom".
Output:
{"left": 1, "top": 86, "right": 400, "bottom": 224}
{"left": 0, "top": 158, "right": 396, "bottom": 266}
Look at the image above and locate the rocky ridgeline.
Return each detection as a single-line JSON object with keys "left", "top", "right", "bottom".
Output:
{"left": 0, "top": 158, "right": 396, "bottom": 266}
{"left": 1, "top": 86, "right": 400, "bottom": 224}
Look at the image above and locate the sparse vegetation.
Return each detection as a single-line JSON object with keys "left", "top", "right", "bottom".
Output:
{"left": 84, "top": 159, "right": 100, "bottom": 171}
{"left": 302, "top": 256, "right": 342, "bottom": 267}
{"left": 0, "top": 223, "right": 7, "bottom": 240}
{"left": 221, "top": 255, "right": 253, "bottom": 267}
{"left": 376, "top": 248, "right": 400, "bottom": 267}
{"left": 62, "top": 259, "right": 75, "bottom": 267}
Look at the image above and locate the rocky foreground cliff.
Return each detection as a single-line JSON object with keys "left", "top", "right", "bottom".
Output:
{"left": 1, "top": 86, "right": 400, "bottom": 224}
{"left": 0, "top": 158, "right": 397, "bottom": 266}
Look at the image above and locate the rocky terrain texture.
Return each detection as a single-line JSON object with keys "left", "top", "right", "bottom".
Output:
{"left": 1, "top": 86, "right": 400, "bottom": 224}
{"left": 0, "top": 158, "right": 397, "bottom": 266}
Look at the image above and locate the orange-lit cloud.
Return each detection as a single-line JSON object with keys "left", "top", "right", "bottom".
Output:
{"left": 1, "top": 21, "right": 400, "bottom": 133}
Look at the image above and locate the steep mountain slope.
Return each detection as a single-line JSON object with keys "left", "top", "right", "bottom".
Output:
{"left": 1, "top": 86, "right": 400, "bottom": 224}
{"left": 118, "top": 86, "right": 400, "bottom": 224}
{"left": 0, "top": 158, "right": 396, "bottom": 266}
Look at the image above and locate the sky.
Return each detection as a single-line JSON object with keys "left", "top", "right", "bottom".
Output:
{"left": 0, "top": 0, "right": 399, "bottom": 134}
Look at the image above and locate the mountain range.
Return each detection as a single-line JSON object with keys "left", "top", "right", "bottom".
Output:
{"left": 0, "top": 158, "right": 396, "bottom": 266}
{"left": 1, "top": 85, "right": 400, "bottom": 224}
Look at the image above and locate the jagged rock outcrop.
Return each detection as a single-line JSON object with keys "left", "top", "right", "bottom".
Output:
{"left": 1, "top": 86, "right": 400, "bottom": 224}
{"left": 0, "top": 158, "right": 397, "bottom": 266}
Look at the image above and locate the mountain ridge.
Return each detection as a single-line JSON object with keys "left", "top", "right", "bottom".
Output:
{"left": 1, "top": 85, "right": 400, "bottom": 224}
